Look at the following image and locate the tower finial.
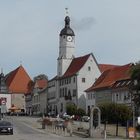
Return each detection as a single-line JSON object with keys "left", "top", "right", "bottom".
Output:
{"left": 20, "top": 60, "right": 22, "bottom": 66}
{"left": 65, "top": 7, "right": 69, "bottom": 16}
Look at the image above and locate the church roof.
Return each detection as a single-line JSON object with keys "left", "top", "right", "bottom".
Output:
{"left": 86, "top": 63, "right": 133, "bottom": 92}
{"left": 5, "top": 65, "right": 32, "bottom": 94}
{"left": 62, "top": 54, "right": 91, "bottom": 78}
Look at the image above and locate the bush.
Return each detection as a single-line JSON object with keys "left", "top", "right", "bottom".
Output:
{"left": 66, "top": 104, "right": 77, "bottom": 116}
{"left": 76, "top": 108, "right": 86, "bottom": 116}
{"left": 66, "top": 104, "right": 86, "bottom": 116}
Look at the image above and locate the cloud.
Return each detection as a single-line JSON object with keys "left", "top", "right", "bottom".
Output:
{"left": 72, "top": 17, "right": 96, "bottom": 31}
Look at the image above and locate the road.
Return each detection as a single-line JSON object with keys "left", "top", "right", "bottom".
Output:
{"left": 0, "top": 116, "right": 65, "bottom": 140}
{"left": 0, "top": 116, "right": 127, "bottom": 140}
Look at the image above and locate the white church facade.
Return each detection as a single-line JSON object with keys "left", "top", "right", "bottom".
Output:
{"left": 47, "top": 15, "right": 101, "bottom": 116}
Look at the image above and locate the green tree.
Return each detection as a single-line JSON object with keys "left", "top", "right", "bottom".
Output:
{"left": 130, "top": 62, "right": 140, "bottom": 106}
{"left": 76, "top": 108, "right": 86, "bottom": 116}
{"left": 66, "top": 104, "right": 86, "bottom": 116}
{"left": 99, "top": 103, "right": 132, "bottom": 124}
{"left": 99, "top": 103, "right": 132, "bottom": 136}
{"left": 66, "top": 104, "right": 77, "bottom": 115}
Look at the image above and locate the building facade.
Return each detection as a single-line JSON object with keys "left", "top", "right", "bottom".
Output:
{"left": 86, "top": 64, "right": 133, "bottom": 114}
{"left": 32, "top": 74, "right": 48, "bottom": 115}
{"left": 0, "top": 72, "right": 10, "bottom": 113}
{"left": 47, "top": 15, "right": 101, "bottom": 116}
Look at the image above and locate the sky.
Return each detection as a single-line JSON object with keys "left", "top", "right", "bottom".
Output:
{"left": 0, "top": 0, "right": 140, "bottom": 79}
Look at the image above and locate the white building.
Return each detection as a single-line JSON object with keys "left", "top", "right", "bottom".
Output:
{"left": 0, "top": 72, "right": 11, "bottom": 112}
{"left": 32, "top": 74, "right": 48, "bottom": 115}
{"left": 47, "top": 15, "right": 101, "bottom": 116}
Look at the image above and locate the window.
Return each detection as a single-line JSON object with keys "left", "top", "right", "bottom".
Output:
{"left": 68, "top": 78, "right": 71, "bottom": 84}
{"left": 92, "top": 93, "right": 95, "bottom": 99}
{"left": 116, "top": 94, "right": 119, "bottom": 101}
{"left": 60, "top": 103, "right": 63, "bottom": 112}
{"left": 62, "top": 88, "right": 64, "bottom": 97}
{"left": 88, "top": 66, "right": 91, "bottom": 71}
{"left": 68, "top": 90, "right": 71, "bottom": 100}
{"left": 62, "top": 80, "right": 64, "bottom": 86}
{"left": 126, "top": 81, "right": 131, "bottom": 85}
{"left": 88, "top": 94, "right": 90, "bottom": 100}
{"left": 65, "top": 88, "right": 67, "bottom": 96}
{"left": 73, "top": 77, "right": 76, "bottom": 83}
{"left": 59, "top": 88, "right": 62, "bottom": 97}
{"left": 82, "top": 78, "right": 86, "bottom": 83}
{"left": 73, "top": 89, "right": 76, "bottom": 97}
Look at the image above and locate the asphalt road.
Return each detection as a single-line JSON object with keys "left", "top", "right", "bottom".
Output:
{"left": 0, "top": 116, "right": 63, "bottom": 140}
{"left": 0, "top": 116, "right": 127, "bottom": 140}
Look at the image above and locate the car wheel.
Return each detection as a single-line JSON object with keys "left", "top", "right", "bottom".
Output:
{"left": 10, "top": 130, "right": 13, "bottom": 135}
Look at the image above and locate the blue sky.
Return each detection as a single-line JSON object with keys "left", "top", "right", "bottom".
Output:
{"left": 0, "top": 0, "right": 140, "bottom": 79}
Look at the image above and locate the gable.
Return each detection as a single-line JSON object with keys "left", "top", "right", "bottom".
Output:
{"left": 5, "top": 66, "right": 32, "bottom": 94}
{"left": 61, "top": 53, "right": 100, "bottom": 78}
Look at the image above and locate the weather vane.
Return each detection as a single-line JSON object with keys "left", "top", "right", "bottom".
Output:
{"left": 65, "top": 7, "right": 69, "bottom": 16}
{"left": 20, "top": 60, "right": 22, "bottom": 66}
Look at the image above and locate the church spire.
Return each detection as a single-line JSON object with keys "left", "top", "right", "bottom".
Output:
{"left": 60, "top": 9, "right": 75, "bottom": 36}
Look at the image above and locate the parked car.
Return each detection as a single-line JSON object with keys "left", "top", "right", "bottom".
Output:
{"left": 81, "top": 116, "right": 90, "bottom": 122}
{"left": 73, "top": 115, "right": 81, "bottom": 121}
{"left": 0, "top": 121, "right": 13, "bottom": 135}
{"left": 62, "top": 114, "right": 71, "bottom": 120}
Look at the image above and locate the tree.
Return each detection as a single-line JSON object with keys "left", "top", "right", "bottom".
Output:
{"left": 99, "top": 103, "right": 132, "bottom": 123}
{"left": 66, "top": 104, "right": 86, "bottom": 116}
{"left": 99, "top": 103, "right": 132, "bottom": 136}
{"left": 76, "top": 108, "right": 86, "bottom": 116}
{"left": 130, "top": 62, "right": 140, "bottom": 106}
{"left": 66, "top": 104, "right": 77, "bottom": 116}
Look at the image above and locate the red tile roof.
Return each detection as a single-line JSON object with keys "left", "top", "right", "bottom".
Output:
{"left": 99, "top": 64, "right": 119, "bottom": 73}
{"left": 5, "top": 65, "right": 32, "bottom": 94}
{"left": 35, "top": 79, "right": 48, "bottom": 89}
{"left": 86, "top": 63, "right": 133, "bottom": 92}
{"left": 62, "top": 54, "right": 91, "bottom": 78}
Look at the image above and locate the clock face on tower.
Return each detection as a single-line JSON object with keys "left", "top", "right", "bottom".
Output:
{"left": 67, "top": 36, "right": 73, "bottom": 42}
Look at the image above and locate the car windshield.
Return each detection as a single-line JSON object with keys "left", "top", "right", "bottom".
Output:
{"left": 0, "top": 121, "right": 12, "bottom": 126}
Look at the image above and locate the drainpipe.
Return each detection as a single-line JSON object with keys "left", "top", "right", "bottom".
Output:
{"left": 75, "top": 74, "right": 78, "bottom": 107}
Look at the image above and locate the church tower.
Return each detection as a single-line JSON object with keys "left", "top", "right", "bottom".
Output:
{"left": 57, "top": 14, "right": 75, "bottom": 76}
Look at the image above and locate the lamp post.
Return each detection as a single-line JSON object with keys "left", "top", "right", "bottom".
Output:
{"left": 132, "top": 102, "right": 135, "bottom": 128}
